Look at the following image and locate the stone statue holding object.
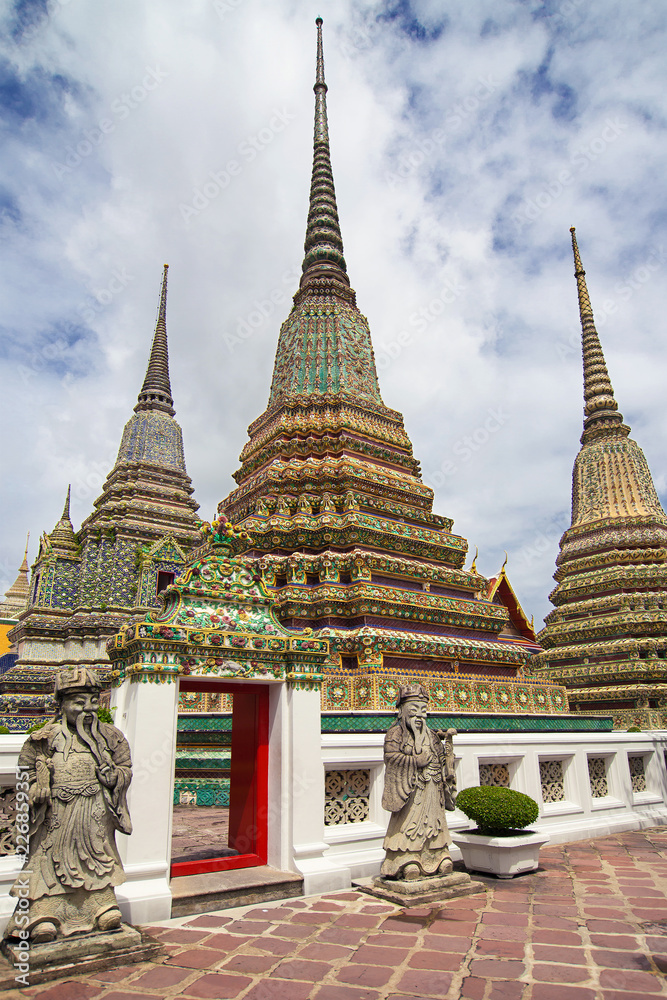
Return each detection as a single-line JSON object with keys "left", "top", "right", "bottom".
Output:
{"left": 364, "top": 684, "right": 483, "bottom": 904}
{"left": 381, "top": 684, "right": 456, "bottom": 880}
{"left": 4, "top": 667, "right": 132, "bottom": 944}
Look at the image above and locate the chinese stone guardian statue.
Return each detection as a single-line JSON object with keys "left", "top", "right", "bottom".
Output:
{"left": 4, "top": 667, "right": 132, "bottom": 944}
{"left": 367, "top": 684, "right": 483, "bottom": 904}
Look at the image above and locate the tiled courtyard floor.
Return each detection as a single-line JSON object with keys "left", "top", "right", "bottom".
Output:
{"left": 8, "top": 827, "right": 667, "bottom": 1000}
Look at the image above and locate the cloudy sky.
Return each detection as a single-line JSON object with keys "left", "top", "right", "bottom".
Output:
{"left": 1, "top": 0, "right": 666, "bottom": 628}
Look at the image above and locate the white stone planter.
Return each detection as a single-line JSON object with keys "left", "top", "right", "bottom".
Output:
{"left": 451, "top": 829, "right": 550, "bottom": 879}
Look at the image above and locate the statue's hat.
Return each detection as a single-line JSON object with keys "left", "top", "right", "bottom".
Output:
{"left": 54, "top": 666, "right": 103, "bottom": 698}
{"left": 396, "top": 683, "right": 429, "bottom": 707}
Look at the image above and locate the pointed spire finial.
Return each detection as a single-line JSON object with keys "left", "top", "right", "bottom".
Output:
{"left": 470, "top": 546, "right": 479, "bottom": 575}
{"left": 62, "top": 484, "right": 71, "bottom": 521}
{"left": 135, "top": 264, "right": 175, "bottom": 416}
{"left": 298, "top": 18, "right": 350, "bottom": 296}
{"left": 20, "top": 532, "right": 30, "bottom": 571}
{"left": 570, "top": 228, "right": 627, "bottom": 444}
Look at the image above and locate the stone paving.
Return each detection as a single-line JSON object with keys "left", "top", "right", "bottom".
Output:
{"left": 7, "top": 827, "right": 667, "bottom": 1000}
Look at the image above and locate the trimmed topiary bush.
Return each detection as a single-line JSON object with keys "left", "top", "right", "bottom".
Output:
{"left": 456, "top": 785, "right": 539, "bottom": 835}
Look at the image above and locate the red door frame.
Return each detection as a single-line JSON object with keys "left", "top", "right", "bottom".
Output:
{"left": 171, "top": 680, "right": 269, "bottom": 877}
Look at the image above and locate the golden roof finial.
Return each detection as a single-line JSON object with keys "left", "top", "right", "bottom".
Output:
{"left": 470, "top": 546, "right": 479, "bottom": 575}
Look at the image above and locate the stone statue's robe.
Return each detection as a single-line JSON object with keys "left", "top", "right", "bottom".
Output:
{"left": 6, "top": 721, "right": 132, "bottom": 937}
{"left": 381, "top": 723, "right": 452, "bottom": 878}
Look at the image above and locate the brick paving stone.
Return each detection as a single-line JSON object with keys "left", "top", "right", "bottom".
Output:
{"left": 319, "top": 927, "right": 369, "bottom": 946}
{"left": 193, "top": 932, "right": 251, "bottom": 950}
{"left": 427, "top": 920, "right": 477, "bottom": 937}
{"left": 532, "top": 944, "right": 588, "bottom": 964}
{"left": 590, "top": 933, "right": 642, "bottom": 950}
{"left": 224, "top": 919, "right": 273, "bottom": 934}
{"left": 27, "top": 985, "right": 102, "bottom": 1000}
{"left": 459, "top": 978, "right": 486, "bottom": 999}
{"left": 242, "top": 906, "right": 296, "bottom": 919}
{"left": 380, "top": 915, "right": 430, "bottom": 933}
{"left": 407, "top": 949, "right": 461, "bottom": 971}
{"left": 476, "top": 924, "right": 529, "bottom": 942}
{"left": 533, "top": 914, "right": 580, "bottom": 930}
{"left": 591, "top": 948, "right": 652, "bottom": 970}
{"left": 269, "top": 922, "right": 314, "bottom": 939}
{"left": 352, "top": 944, "right": 412, "bottom": 965}
{"left": 165, "top": 948, "right": 228, "bottom": 969}
{"left": 316, "top": 987, "right": 382, "bottom": 1000}
{"left": 324, "top": 892, "right": 362, "bottom": 901}
{"left": 292, "top": 911, "right": 339, "bottom": 924}
{"left": 359, "top": 904, "right": 395, "bottom": 913}
{"left": 299, "top": 942, "right": 354, "bottom": 960}
{"left": 242, "top": 981, "right": 314, "bottom": 1000}
{"left": 90, "top": 967, "right": 143, "bottom": 983}
{"left": 132, "top": 965, "right": 193, "bottom": 988}
{"left": 532, "top": 964, "right": 592, "bottom": 983}
{"left": 91, "top": 993, "right": 153, "bottom": 1000}
{"left": 179, "top": 972, "right": 253, "bottom": 998}
{"left": 530, "top": 986, "right": 597, "bottom": 1000}
{"left": 475, "top": 938, "right": 525, "bottom": 959}
{"left": 365, "top": 932, "right": 422, "bottom": 948}
{"left": 421, "top": 932, "right": 473, "bottom": 952}
{"left": 184, "top": 915, "right": 232, "bottom": 928}
{"left": 599, "top": 968, "right": 664, "bottom": 992}
{"left": 585, "top": 918, "right": 638, "bottom": 933}
{"left": 220, "top": 953, "right": 279, "bottom": 973}
{"left": 482, "top": 912, "right": 529, "bottom": 926}
{"left": 157, "top": 929, "right": 210, "bottom": 944}
{"left": 469, "top": 958, "right": 525, "bottom": 978}
{"left": 274, "top": 958, "right": 332, "bottom": 981}
{"left": 396, "top": 969, "right": 454, "bottom": 997}
{"left": 532, "top": 904, "right": 579, "bottom": 916}
{"left": 533, "top": 929, "right": 583, "bottom": 946}
{"left": 309, "top": 900, "right": 345, "bottom": 911}
{"left": 489, "top": 983, "right": 527, "bottom": 1000}
{"left": 336, "top": 964, "right": 394, "bottom": 987}
{"left": 251, "top": 937, "right": 296, "bottom": 956}
{"left": 433, "top": 909, "right": 484, "bottom": 922}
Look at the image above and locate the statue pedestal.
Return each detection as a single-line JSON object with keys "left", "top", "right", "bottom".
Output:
{"left": 0, "top": 925, "right": 163, "bottom": 989}
{"left": 357, "top": 871, "right": 486, "bottom": 906}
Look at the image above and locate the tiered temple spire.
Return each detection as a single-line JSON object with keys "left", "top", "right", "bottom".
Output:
{"left": 535, "top": 229, "right": 667, "bottom": 728}
{"left": 218, "top": 19, "right": 568, "bottom": 720}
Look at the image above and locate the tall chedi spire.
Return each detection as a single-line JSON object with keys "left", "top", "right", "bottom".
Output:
{"left": 1, "top": 267, "right": 201, "bottom": 729}
{"left": 267, "top": 17, "right": 384, "bottom": 410}
{"left": 535, "top": 229, "right": 667, "bottom": 728}
{"left": 217, "top": 19, "right": 568, "bottom": 722}
{"left": 135, "top": 264, "right": 174, "bottom": 416}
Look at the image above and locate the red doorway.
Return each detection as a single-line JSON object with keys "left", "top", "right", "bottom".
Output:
{"left": 171, "top": 681, "right": 269, "bottom": 877}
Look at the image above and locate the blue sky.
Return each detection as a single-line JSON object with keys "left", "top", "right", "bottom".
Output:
{"left": 1, "top": 0, "right": 667, "bottom": 628}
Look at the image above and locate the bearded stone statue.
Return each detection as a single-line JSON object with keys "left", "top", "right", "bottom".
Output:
{"left": 381, "top": 684, "right": 456, "bottom": 881}
{"left": 4, "top": 667, "right": 132, "bottom": 944}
